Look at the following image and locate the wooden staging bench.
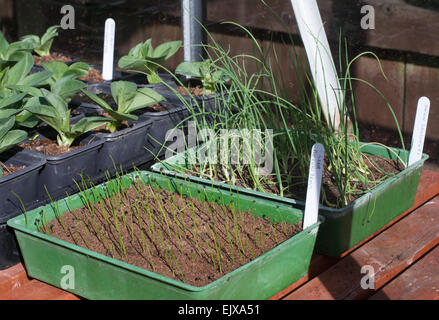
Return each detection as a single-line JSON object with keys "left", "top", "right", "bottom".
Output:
{"left": 1, "top": 170, "right": 439, "bottom": 300}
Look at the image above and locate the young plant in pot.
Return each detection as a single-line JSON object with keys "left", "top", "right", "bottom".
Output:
{"left": 22, "top": 88, "right": 112, "bottom": 149}
{"left": 1, "top": 52, "right": 53, "bottom": 128}
{"left": 0, "top": 31, "right": 35, "bottom": 71}
{"left": 175, "top": 58, "right": 230, "bottom": 96}
{"left": 0, "top": 114, "right": 28, "bottom": 177}
{"left": 80, "top": 80, "right": 166, "bottom": 133}
{"left": 118, "top": 39, "right": 181, "bottom": 85}
{"left": 20, "top": 25, "right": 76, "bottom": 66}
{"left": 40, "top": 61, "right": 90, "bottom": 85}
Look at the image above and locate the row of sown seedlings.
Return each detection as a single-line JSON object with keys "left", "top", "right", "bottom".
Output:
{"left": 37, "top": 171, "right": 300, "bottom": 286}
{"left": 153, "top": 17, "right": 407, "bottom": 209}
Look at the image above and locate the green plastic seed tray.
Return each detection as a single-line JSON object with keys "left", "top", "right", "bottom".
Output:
{"left": 8, "top": 171, "right": 320, "bottom": 300}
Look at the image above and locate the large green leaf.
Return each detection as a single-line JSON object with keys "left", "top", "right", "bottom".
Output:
{"left": 41, "top": 61, "right": 68, "bottom": 79}
{"left": 6, "top": 85, "right": 43, "bottom": 97}
{"left": 0, "top": 108, "right": 21, "bottom": 119}
{"left": 0, "top": 32, "right": 9, "bottom": 57}
{"left": 18, "top": 70, "right": 53, "bottom": 86}
{"left": 126, "top": 87, "right": 165, "bottom": 113}
{"left": 41, "top": 25, "right": 60, "bottom": 45}
{"left": 80, "top": 88, "right": 114, "bottom": 113}
{"left": 4, "top": 53, "right": 33, "bottom": 85}
{"left": 0, "top": 92, "right": 27, "bottom": 109}
{"left": 0, "top": 129, "right": 27, "bottom": 154}
{"left": 128, "top": 42, "right": 143, "bottom": 57}
{"left": 175, "top": 61, "right": 202, "bottom": 78}
{"left": 51, "top": 76, "right": 86, "bottom": 101}
{"left": 140, "top": 39, "right": 153, "bottom": 58}
{"left": 41, "top": 89, "right": 70, "bottom": 130}
{"left": 19, "top": 35, "right": 40, "bottom": 47}
{"left": 153, "top": 40, "right": 181, "bottom": 61}
{"left": 118, "top": 56, "right": 148, "bottom": 70}
{"left": 15, "top": 110, "right": 39, "bottom": 128}
{"left": 110, "top": 80, "right": 137, "bottom": 112}
{"left": 0, "top": 117, "right": 15, "bottom": 140}
{"left": 70, "top": 116, "right": 112, "bottom": 135}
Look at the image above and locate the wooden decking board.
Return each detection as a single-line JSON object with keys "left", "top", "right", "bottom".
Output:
{"left": 0, "top": 264, "right": 29, "bottom": 296}
{"left": 339, "top": 170, "right": 439, "bottom": 258}
{"left": 0, "top": 280, "right": 80, "bottom": 300}
{"left": 369, "top": 245, "right": 439, "bottom": 300}
{"left": 273, "top": 170, "right": 439, "bottom": 299}
{"left": 269, "top": 254, "right": 341, "bottom": 300}
{"left": 283, "top": 195, "right": 439, "bottom": 300}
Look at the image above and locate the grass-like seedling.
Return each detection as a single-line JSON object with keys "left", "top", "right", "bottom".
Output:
{"left": 38, "top": 173, "right": 301, "bottom": 286}
{"left": 153, "top": 15, "right": 406, "bottom": 209}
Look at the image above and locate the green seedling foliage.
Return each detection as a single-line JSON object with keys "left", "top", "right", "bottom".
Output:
{"left": 0, "top": 117, "right": 27, "bottom": 163}
{"left": 23, "top": 88, "right": 111, "bottom": 147}
{"left": 175, "top": 59, "right": 230, "bottom": 95}
{"left": 20, "top": 25, "right": 60, "bottom": 57}
{"left": 80, "top": 80, "right": 165, "bottom": 132}
{"left": 41, "top": 61, "right": 90, "bottom": 86}
{"left": 0, "top": 31, "right": 35, "bottom": 73}
{"left": 118, "top": 39, "right": 181, "bottom": 84}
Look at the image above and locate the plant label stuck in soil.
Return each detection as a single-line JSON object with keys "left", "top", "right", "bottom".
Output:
{"left": 303, "top": 143, "right": 324, "bottom": 229}
{"left": 408, "top": 96, "right": 430, "bottom": 166}
{"left": 102, "top": 18, "right": 116, "bottom": 81}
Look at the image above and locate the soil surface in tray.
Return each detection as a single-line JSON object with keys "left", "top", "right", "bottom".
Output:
{"left": 19, "top": 137, "right": 83, "bottom": 156}
{"left": 79, "top": 68, "right": 104, "bottom": 83}
{"left": 33, "top": 52, "right": 72, "bottom": 66}
{"left": 41, "top": 181, "right": 301, "bottom": 286}
{"left": 181, "top": 154, "right": 405, "bottom": 208}
{"left": 177, "top": 85, "right": 204, "bottom": 97}
{"left": 0, "top": 162, "right": 26, "bottom": 177}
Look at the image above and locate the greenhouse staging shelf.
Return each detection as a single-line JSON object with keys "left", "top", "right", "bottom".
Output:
{"left": 0, "top": 169, "right": 438, "bottom": 300}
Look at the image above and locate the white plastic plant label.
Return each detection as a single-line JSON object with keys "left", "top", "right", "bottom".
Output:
{"left": 408, "top": 97, "right": 430, "bottom": 166}
{"left": 102, "top": 18, "right": 116, "bottom": 81}
{"left": 303, "top": 143, "right": 324, "bottom": 229}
